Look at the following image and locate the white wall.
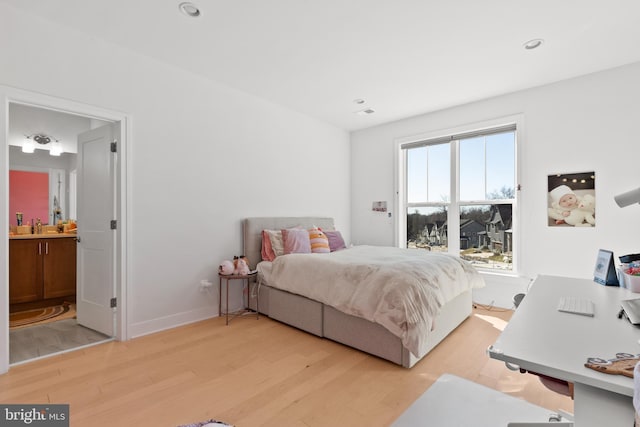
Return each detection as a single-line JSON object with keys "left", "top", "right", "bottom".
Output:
{"left": 0, "top": 2, "right": 351, "bottom": 350}
{"left": 351, "top": 62, "right": 640, "bottom": 290}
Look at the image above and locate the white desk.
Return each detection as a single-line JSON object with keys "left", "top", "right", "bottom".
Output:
{"left": 489, "top": 275, "right": 640, "bottom": 427}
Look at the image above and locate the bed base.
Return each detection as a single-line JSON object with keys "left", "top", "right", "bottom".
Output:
{"left": 249, "top": 283, "right": 471, "bottom": 368}
{"left": 243, "top": 217, "right": 472, "bottom": 368}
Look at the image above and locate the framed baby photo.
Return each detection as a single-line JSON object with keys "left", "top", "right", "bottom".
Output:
{"left": 547, "top": 171, "right": 596, "bottom": 227}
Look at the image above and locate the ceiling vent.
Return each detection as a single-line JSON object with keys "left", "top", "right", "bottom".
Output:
{"left": 355, "top": 108, "right": 376, "bottom": 116}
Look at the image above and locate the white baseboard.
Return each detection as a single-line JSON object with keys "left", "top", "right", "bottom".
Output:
{"left": 128, "top": 306, "right": 216, "bottom": 339}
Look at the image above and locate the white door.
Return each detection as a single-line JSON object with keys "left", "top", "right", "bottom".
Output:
{"left": 76, "top": 123, "right": 118, "bottom": 336}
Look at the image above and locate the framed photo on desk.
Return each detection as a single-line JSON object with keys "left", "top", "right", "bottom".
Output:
{"left": 594, "top": 249, "right": 619, "bottom": 286}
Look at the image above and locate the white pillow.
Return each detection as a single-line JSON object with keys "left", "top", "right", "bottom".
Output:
{"left": 264, "top": 229, "right": 284, "bottom": 257}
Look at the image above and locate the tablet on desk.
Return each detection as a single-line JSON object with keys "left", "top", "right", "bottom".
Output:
{"left": 620, "top": 298, "right": 640, "bottom": 324}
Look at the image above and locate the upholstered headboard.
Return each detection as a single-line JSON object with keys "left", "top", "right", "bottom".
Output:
{"left": 243, "top": 217, "right": 335, "bottom": 269}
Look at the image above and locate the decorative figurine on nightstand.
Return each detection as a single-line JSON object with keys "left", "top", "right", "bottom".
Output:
{"left": 218, "top": 260, "right": 234, "bottom": 275}
{"left": 233, "top": 255, "right": 250, "bottom": 275}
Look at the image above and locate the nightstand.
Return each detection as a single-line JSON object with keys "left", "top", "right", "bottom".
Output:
{"left": 218, "top": 272, "right": 258, "bottom": 325}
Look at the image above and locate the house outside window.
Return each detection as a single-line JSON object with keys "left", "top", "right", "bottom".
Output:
{"left": 398, "top": 119, "right": 519, "bottom": 273}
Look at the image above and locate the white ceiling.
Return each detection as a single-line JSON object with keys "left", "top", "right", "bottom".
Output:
{"left": 4, "top": 0, "right": 640, "bottom": 131}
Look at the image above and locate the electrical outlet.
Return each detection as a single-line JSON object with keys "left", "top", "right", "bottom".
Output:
{"left": 199, "top": 279, "right": 213, "bottom": 292}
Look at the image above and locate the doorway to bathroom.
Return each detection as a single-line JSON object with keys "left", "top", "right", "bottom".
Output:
{"left": 1, "top": 89, "right": 129, "bottom": 370}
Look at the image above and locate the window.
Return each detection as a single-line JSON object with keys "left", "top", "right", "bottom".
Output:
{"left": 400, "top": 122, "right": 518, "bottom": 272}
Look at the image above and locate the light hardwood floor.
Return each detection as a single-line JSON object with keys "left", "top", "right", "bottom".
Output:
{"left": 0, "top": 307, "right": 573, "bottom": 426}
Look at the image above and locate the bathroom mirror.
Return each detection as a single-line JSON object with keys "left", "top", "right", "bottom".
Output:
{"left": 9, "top": 147, "right": 76, "bottom": 227}
{"left": 9, "top": 169, "right": 50, "bottom": 226}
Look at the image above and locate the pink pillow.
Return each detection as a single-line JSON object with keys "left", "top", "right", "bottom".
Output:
{"left": 261, "top": 230, "right": 277, "bottom": 261}
{"left": 324, "top": 230, "right": 346, "bottom": 252}
{"left": 281, "top": 228, "right": 311, "bottom": 254}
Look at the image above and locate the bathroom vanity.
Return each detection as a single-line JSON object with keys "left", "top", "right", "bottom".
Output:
{"left": 9, "top": 234, "right": 77, "bottom": 311}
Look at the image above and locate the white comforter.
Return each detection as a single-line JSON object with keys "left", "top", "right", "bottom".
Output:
{"left": 257, "top": 245, "right": 484, "bottom": 357}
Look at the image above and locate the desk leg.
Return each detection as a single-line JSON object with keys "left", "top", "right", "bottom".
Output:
{"left": 573, "top": 382, "right": 633, "bottom": 427}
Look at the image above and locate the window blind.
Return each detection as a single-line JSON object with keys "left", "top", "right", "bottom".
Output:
{"left": 401, "top": 123, "right": 516, "bottom": 150}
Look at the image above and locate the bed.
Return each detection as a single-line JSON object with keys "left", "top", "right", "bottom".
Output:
{"left": 243, "top": 217, "right": 483, "bottom": 368}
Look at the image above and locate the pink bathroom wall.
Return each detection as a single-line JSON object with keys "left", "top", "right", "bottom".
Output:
{"left": 9, "top": 170, "right": 49, "bottom": 226}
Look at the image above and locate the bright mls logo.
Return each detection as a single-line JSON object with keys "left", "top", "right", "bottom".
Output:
{"left": 1, "top": 405, "right": 69, "bottom": 426}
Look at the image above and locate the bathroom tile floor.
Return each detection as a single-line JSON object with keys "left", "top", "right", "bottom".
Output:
{"left": 9, "top": 318, "right": 111, "bottom": 365}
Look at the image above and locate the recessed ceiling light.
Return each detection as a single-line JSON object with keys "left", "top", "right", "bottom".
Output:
{"left": 523, "top": 39, "right": 544, "bottom": 50}
{"left": 355, "top": 108, "right": 375, "bottom": 116}
{"left": 179, "top": 2, "right": 201, "bottom": 17}
{"left": 353, "top": 99, "right": 365, "bottom": 105}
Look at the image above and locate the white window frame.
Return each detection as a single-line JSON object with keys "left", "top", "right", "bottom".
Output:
{"left": 394, "top": 115, "right": 523, "bottom": 275}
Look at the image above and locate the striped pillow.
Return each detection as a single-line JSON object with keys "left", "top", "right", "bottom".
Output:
{"left": 308, "top": 227, "right": 330, "bottom": 253}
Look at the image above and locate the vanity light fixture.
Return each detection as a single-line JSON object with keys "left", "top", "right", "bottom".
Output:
{"left": 523, "top": 39, "right": 544, "bottom": 50}
{"left": 179, "top": 2, "right": 201, "bottom": 17}
{"left": 32, "top": 134, "right": 54, "bottom": 144}
{"left": 22, "top": 133, "right": 63, "bottom": 156}
{"left": 49, "top": 142, "right": 63, "bottom": 156}
{"left": 21, "top": 136, "right": 35, "bottom": 153}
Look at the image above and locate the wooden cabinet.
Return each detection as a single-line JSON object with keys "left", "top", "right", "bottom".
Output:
{"left": 9, "top": 239, "right": 43, "bottom": 304}
{"left": 43, "top": 237, "right": 77, "bottom": 299}
{"left": 9, "top": 237, "right": 77, "bottom": 305}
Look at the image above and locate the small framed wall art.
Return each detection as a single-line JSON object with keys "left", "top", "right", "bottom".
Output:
{"left": 594, "top": 249, "right": 619, "bottom": 286}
